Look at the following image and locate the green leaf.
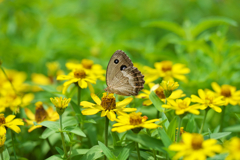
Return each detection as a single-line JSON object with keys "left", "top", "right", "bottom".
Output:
{"left": 111, "top": 131, "right": 120, "bottom": 146}
{"left": 55, "top": 147, "right": 64, "bottom": 155}
{"left": 191, "top": 17, "right": 237, "bottom": 38}
{"left": 224, "top": 125, "right": 240, "bottom": 132}
{"left": 210, "top": 132, "right": 231, "bottom": 139}
{"left": 167, "top": 116, "right": 177, "bottom": 141}
{"left": 62, "top": 116, "right": 78, "bottom": 128}
{"left": 39, "top": 128, "right": 55, "bottom": 139}
{"left": 45, "top": 155, "right": 62, "bottom": 160}
{"left": 71, "top": 149, "right": 89, "bottom": 158}
{"left": 38, "top": 85, "right": 61, "bottom": 94}
{"left": 70, "top": 101, "right": 84, "bottom": 123}
{"left": 158, "top": 128, "right": 172, "bottom": 147}
{"left": 83, "top": 119, "right": 96, "bottom": 124}
{"left": 213, "top": 125, "right": 220, "bottom": 133}
{"left": 81, "top": 145, "right": 104, "bottom": 160}
{"left": 64, "top": 126, "right": 86, "bottom": 137}
{"left": 40, "top": 121, "right": 59, "bottom": 131}
{"left": 0, "top": 148, "right": 10, "bottom": 160}
{"left": 143, "top": 21, "right": 185, "bottom": 37}
{"left": 117, "top": 143, "right": 135, "bottom": 160}
{"left": 149, "top": 91, "right": 164, "bottom": 112}
{"left": 127, "top": 131, "right": 164, "bottom": 152}
{"left": 98, "top": 141, "right": 117, "bottom": 160}
{"left": 235, "top": 113, "right": 240, "bottom": 120}
{"left": 186, "top": 115, "right": 198, "bottom": 133}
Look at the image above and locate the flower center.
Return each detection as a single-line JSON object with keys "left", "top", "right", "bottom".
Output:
{"left": 191, "top": 134, "right": 203, "bottom": 150}
{"left": 178, "top": 101, "right": 188, "bottom": 109}
{"left": 205, "top": 95, "right": 214, "bottom": 104}
{"left": 0, "top": 114, "right": 6, "bottom": 125}
{"left": 129, "top": 112, "right": 143, "bottom": 125}
{"left": 35, "top": 102, "right": 48, "bottom": 123}
{"left": 161, "top": 61, "right": 172, "bottom": 72}
{"left": 101, "top": 95, "right": 116, "bottom": 111}
{"left": 155, "top": 87, "right": 166, "bottom": 99}
{"left": 81, "top": 59, "right": 93, "bottom": 69}
{"left": 74, "top": 69, "right": 86, "bottom": 79}
{"left": 221, "top": 85, "right": 231, "bottom": 97}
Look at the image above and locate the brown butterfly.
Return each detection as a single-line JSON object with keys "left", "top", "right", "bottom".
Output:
{"left": 104, "top": 50, "right": 145, "bottom": 96}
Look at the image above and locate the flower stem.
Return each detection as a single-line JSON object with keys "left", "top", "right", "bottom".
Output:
{"left": 77, "top": 85, "right": 81, "bottom": 106}
{"left": 199, "top": 109, "right": 209, "bottom": 134}
{"left": 177, "top": 116, "right": 183, "bottom": 142}
{"left": 46, "top": 138, "right": 54, "bottom": 155}
{"left": 135, "top": 142, "right": 141, "bottom": 160}
{"left": 1, "top": 152, "right": 3, "bottom": 160}
{"left": 104, "top": 117, "right": 109, "bottom": 160}
{"left": 60, "top": 115, "right": 68, "bottom": 158}
{"left": 220, "top": 106, "right": 226, "bottom": 132}
{"left": 11, "top": 130, "right": 17, "bottom": 160}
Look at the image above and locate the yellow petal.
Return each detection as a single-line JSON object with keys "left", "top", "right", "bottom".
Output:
{"left": 57, "top": 75, "right": 72, "bottom": 80}
{"left": 80, "top": 101, "right": 95, "bottom": 107}
{"left": 91, "top": 93, "right": 101, "bottom": 105}
{"left": 0, "top": 126, "right": 6, "bottom": 135}
{"left": 111, "top": 125, "right": 135, "bottom": 133}
{"left": 7, "top": 125, "right": 21, "bottom": 133}
{"left": 24, "top": 108, "right": 35, "bottom": 120}
{"left": 116, "top": 97, "right": 133, "bottom": 107}
{"left": 5, "top": 115, "right": 16, "bottom": 123}
{"left": 191, "top": 95, "right": 203, "bottom": 103}
{"left": 28, "top": 125, "right": 42, "bottom": 132}
{"left": 78, "top": 79, "right": 88, "bottom": 88}
{"left": 107, "top": 111, "right": 116, "bottom": 121}
{"left": 82, "top": 108, "right": 100, "bottom": 115}
{"left": 141, "top": 123, "right": 159, "bottom": 129}
{"left": 211, "top": 82, "right": 221, "bottom": 93}
{"left": 198, "top": 89, "right": 205, "bottom": 100}
{"left": 121, "top": 108, "right": 137, "bottom": 112}
{"left": 143, "top": 99, "right": 152, "bottom": 106}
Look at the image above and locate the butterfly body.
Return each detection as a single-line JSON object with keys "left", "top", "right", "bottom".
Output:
{"left": 105, "top": 50, "right": 145, "bottom": 96}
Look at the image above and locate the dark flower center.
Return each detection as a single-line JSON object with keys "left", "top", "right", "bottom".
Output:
{"left": 101, "top": 95, "right": 116, "bottom": 111}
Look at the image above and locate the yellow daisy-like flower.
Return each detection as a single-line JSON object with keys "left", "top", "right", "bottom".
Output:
{"left": 0, "top": 113, "right": 24, "bottom": 135}
{"left": 162, "top": 97, "right": 200, "bottom": 115}
{"left": 81, "top": 93, "right": 136, "bottom": 121}
{"left": 136, "top": 83, "right": 185, "bottom": 106}
{"left": 57, "top": 68, "right": 96, "bottom": 94}
{"left": 224, "top": 137, "right": 240, "bottom": 160}
{"left": 24, "top": 102, "right": 59, "bottom": 132}
{"left": 169, "top": 133, "right": 222, "bottom": 160}
{"left": 210, "top": 82, "right": 240, "bottom": 105}
{"left": 160, "top": 80, "right": 179, "bottom": 91}
{"left": 111, "top": 112, "right": 159, "bottom": 133}
{"left": 66, "top": 59, "right": 105, "bottom": 81}
{"left": 144, "top": 61, "right": 190, "bottom": 83}
{"left": 50, "top": 97, "right": 71, "bottom": 109}
{"left": 191, "top": 89, "right": 226, "bottom": 113}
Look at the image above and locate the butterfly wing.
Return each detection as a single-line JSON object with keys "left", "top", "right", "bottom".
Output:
{"left": 105, "top": 50, "right": 145, "bottom": 96}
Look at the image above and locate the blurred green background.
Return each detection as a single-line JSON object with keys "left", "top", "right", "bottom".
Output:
{"left": 1, "top": 0, "right": 240, "bottom": 159}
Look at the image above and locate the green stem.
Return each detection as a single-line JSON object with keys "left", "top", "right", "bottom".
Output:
{"left": 78, "top": 86, "right": 81, "bottom": 106}
{"left": 156, "top": 110, "right": 159, "bottom": 119}
{"left": 104, "top": 117, "right": 109, "bottom": 160}
{"left": 220, "top": 106, "right": 226, "bottom": 132}
{"left": 136, "top": 142, "right": 141, "bottom": 160}
{"left": 153, "top": 149, "right": 156, "bottom": 160}
{"left": 11, "top": 130, "right": 17, "bottom": 160}
{"left": 199, "top": 109, "right": 209, "bottom": 134}
{"left": 177, "top": 116, "right": 183, "bottom": 142}
{"left": 1, "top": 152, "right": 3, "bottom": 160}
{"left": 60, "top": 115, "right": 68, "bottom": 158}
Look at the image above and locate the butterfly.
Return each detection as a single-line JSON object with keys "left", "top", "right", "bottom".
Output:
{"left": 104, "top": 50, "right": 145, "bottom": 96}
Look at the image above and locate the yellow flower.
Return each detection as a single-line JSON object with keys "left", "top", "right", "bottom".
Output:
{"left": 169, "top": 133, "right": 222, "bottom": 160}
{"left": 46, "top": 61, "right": 63, "bottom": 77}
{"left": 31, "top": 73, "right": 52, "bottom": 85}
{"left": 136, "top": 83, "right": 185, "bottom": 106}
{"left": 191, "top": 89, "right": 226, "bottom": 113}
{"left": 144, "top": 61, "right": 190, "bottom": 83}
{"left": 50, "top": 97, "right": 71, "bottom": 109}
{"left": 160, "top": 80, "right": 179, "bottom": 91}
{"left": 0, "top": 114, "right": 24, "bottom": 134}
{"left": 0, "top": 91, "right": 34, "bottom": 113}
{"left": 81, "top": 93, "right": 136, "bottom": 121}
{"left": 57, "top": 68, "right": 96, "bottom": 94}
{"left": 66, "top": 59, "right": 105, "bottom": 81}
{"left": 24, "top": 102, "right": 59, "bottom": 132}
{"left": 162, "top": 97, "right": 200, "bottom": 115}
{"left": 111, "top": 112, "right": 159, "bottom": 133}
{"left": 210, "top": 82, "right": 240, "bottom": 105}
{"left": 224, "top": 137, "right": 240, "bottom": 160}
